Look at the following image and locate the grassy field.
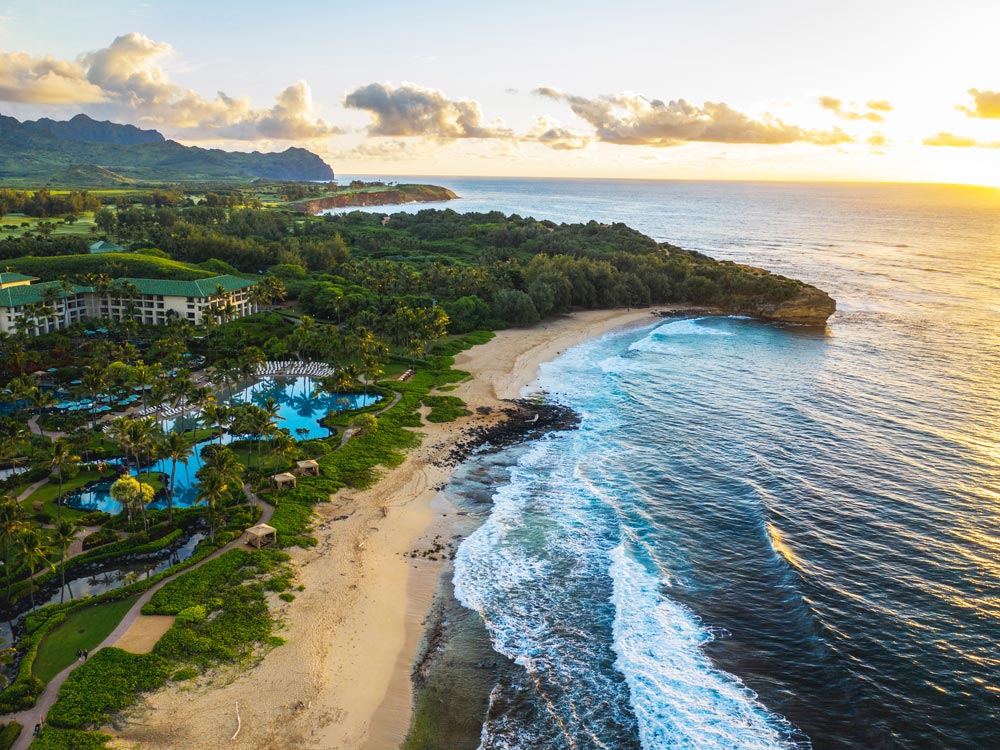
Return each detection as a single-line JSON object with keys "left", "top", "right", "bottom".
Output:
{"left": 1, "top": 253, "right": 213, "bottom": 281}
{"left": 0, "top": 212, "right": 97, "bottom": 241}
{"left": 32, "top": 597, "right": 138, "bottom": 683}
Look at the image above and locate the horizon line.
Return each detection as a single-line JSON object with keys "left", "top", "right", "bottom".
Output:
{"left": 335, "top": 173, "right": 1000, "bottom": 190}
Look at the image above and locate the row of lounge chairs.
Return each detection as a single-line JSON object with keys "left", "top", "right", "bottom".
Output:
{"left": 257, "top": 361, "right": 336, "bottom": 378}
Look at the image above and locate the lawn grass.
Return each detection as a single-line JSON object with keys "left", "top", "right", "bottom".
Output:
{"left": 32, "top": 597, "right": 137, "bottom": 683}
{"left": 21, "top": 469, "right": 161, "bottom": 518}
{"left": 20, "top": 470, "right": 112, "bottom": 518}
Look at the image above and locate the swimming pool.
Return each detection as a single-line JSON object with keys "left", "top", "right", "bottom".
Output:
{"left": 64, "top": 376, "right": 380, "bottom": 514}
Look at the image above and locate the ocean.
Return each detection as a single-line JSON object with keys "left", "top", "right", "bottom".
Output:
{"left": 337, "top": 178, "right": 1000, "bottom": 749}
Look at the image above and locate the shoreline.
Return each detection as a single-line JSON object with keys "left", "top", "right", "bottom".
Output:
{"left": 114, "top": 307, "right": 662, "bottom": 750}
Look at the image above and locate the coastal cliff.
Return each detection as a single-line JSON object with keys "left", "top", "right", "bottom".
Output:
{"left": 291, "top": 184, "right": 457, "bottom": 214}
{"left": 739, "top": 283, "right": 837, "bottom": 325}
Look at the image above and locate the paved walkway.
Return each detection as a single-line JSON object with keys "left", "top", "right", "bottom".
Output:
{"left": 1, "top": 498, "right": 274, "bottom": 749}
{"left": 25, "top": 418, "right": 63, "bottom": 441}
{"left": 15, "top": 479, "right": 48, "bottom": 504}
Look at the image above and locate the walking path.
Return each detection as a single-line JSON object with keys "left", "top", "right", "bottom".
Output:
{"left": 1, "top": 498, "right": 274, "bottom": 750}
{"left": 15, "top": 479, "right": 48, "bottom": 504}
{"left": 25, "top": 418, "right": 63, "bottom": 441}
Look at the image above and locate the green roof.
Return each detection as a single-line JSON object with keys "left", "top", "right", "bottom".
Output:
{"left": 0, "top": 280, "right": 92, "bottom": 308}
{"left": 89, "top": 240, "right": 126, "bottom": 254}
{"left": 117, "top": 275, "right": 257, "bottom": 298}
{"left": 0, "top": 272, "right": 38, "bottom": 286}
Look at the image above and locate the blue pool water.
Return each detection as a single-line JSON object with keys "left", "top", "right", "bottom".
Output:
{"left": 65, "top": 375, "right": 377, "bottom": 514}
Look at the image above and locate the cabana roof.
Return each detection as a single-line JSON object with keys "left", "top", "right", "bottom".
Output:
{"left": 272, "top": 472, "right": 296, "bottom": 481}
{"left": 296, "top": 460, "right": 319, "bottom": 468}
{"left": 245, "top": 523, "right": 276, "bottom": 537}
{"left": 244, "top": 522, "right": 277, "bottom": 549}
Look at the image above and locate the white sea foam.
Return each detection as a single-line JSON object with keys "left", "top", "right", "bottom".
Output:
{"left": 628, "top": 319, "right": 734, "bottom": 353}
{"left": 608, "top": 545, "right": 794, "bottom": 750}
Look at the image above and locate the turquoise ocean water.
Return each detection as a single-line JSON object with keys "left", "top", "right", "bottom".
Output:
{"left": 338, "top": 178, "right": 1000, "bottom": 749}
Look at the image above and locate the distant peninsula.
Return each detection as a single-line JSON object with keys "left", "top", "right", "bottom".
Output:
{"left": 289, "top": 182, "right": 458, "bottom": 214}
{"left": 0, "top": 113, "right": 335, "bottom": 184}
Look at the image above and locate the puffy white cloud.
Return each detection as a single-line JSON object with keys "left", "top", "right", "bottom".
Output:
{"left": 537, "top": 88, "right": 852, "bottom": 146}
{"left": 0, "top": 51, "right": 106, "bottom": 103}
{"left": 344, "top": 82, "right": 513, "bottom": 140}
{"left": 957, "top": 88, "right": 1000, "bottom": 119}
{"left": 0, "top": 33, "right": 339, "bottom": 140}
{"left": 818, "top": 96, "right": 886, "bottom": 122}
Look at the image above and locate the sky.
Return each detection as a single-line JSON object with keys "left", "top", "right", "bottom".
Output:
{"left": 2, "top": 0, "right": 1000, "bottom": 185}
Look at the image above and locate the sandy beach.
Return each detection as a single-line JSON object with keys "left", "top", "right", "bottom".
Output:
{"left": 113, "top": 308, "right": 659, "bottom": 750}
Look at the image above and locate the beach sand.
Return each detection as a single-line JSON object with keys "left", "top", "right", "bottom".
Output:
{"left": 113, "top": 308, "right": 658, "bottom": 750}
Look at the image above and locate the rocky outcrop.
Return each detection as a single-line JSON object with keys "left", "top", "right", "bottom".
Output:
{"left": 737, "top": 284, "right": 837, "bottom": 325}
{"left": 291, "top": 184, "right": 457, "bottom": 214}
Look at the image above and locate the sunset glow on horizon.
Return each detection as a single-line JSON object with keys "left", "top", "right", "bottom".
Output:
{"left": 3, "top": 0, "right": 1000, "bottom": 186}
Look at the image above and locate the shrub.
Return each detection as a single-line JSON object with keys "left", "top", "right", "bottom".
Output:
{"left": 174, "top": 605, "right": 207, "bottom": 626}
{"left": 0, "top": 721, "right": 20, "bottom": 750}
{"left": 47, "top": 648, "right": 170, "bottom": 729}
{"left": 422, "top": 395, "right": 470, "bottom": 423}
{"left": 171, "top": 667, "right": 198, "bottom": 681}
{"left": 26, "top": 727, "right": 112, "bottom": 750}
{"left": 81, "top": 528, "right": 117, "bottom": 550}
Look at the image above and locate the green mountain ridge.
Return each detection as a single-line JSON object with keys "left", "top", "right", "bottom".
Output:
{"left": 0, "top": 113, "right": 335, "bottom": 184}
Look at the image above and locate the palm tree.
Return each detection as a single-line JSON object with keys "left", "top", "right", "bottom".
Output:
{"left": 17, "top": 527, "right": 54, "bottom": 611}
{"left": 196, "top": 445, "right": 243, "bottom": 541}
{"left": 164, "top": 431, "right": 192, "bottom": 525}
{"left": 129, "top": 361, "right": 159, "bottom": 413}
{"left": 49, "top": 439, "right": 81, "bottom": 526}
{"left": 54, "top": 519, "right": 78, "bottom": 604}
{"left": 201, "top": 400, "right": 229, "bottom": 445}
{"left": 196, "top": 472, "right": 228, "bottom": 543}
{"left": 80, "top": 367, "right": 107, "bottom": 432}
{"left": 196, "top": 445, "right": 242, "bottom": 541}
{"left": 0, "top": 496, "right": 25, "bottom": 612}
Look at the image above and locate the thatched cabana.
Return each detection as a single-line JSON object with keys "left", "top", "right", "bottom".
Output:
{"left": 270, "top": 472, "right": 297, "bottom": 490}
{"left": 295, "top": 459, "right": 320, "bottom": 477}
{"left": 244, "top": 523, "right": 277, "bottom": 549}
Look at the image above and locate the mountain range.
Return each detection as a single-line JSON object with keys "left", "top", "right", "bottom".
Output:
{"left": 0, "top": 113, "right": 335, "bottom": 184}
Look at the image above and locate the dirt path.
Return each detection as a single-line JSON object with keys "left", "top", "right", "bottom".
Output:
{"left": 1, "top": 499, "right": 274, "bottom": 750}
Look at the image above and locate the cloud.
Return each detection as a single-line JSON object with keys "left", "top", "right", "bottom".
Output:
{"left": 0, "top": 32, "right": 339, "bottom": 140}
{"left": 524, "top": 117, "right": 592, "bottom": 150}
{"left": 535, "top": 88, "right": 851, "bottom": 147}
{"left": 867, "top": 132, "right": 888, "bottom": 147}
{"left": 957, "top": 88, "right": 1000, "bottom": 119}
{"left": 335, "top": 138, "right": 425, "bottom": 160}
{"left": 0, "top": 51, "right": 107, "bottom": 103}
{"left": 818, "top": 96, "right": 885, "bottom": 122}
{"left": 923, "top": 132, "right": 1000, "bottom": 148}
{"left": 344, "top": 82, "right": 512, "bottom": 140}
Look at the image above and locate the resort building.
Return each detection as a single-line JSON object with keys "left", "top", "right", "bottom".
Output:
{"left": 0, "top": 273, "right": 92, "bottom": 336}
{"left": 0, "top": 273, "right": 258, "bottom": 336}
